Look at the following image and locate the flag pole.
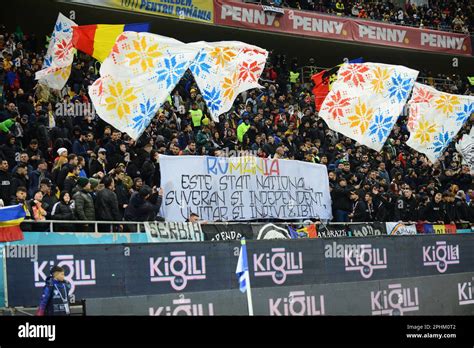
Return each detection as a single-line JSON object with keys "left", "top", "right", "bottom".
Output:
{"left": 242, "top": 239, "right": 254, "bottom": 316}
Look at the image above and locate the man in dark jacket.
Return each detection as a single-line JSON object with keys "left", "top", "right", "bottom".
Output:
{"left": 11, "top": 163, "right": 29, "bottom": 196}
{"left": 73, "top": 177, "right": 95, "bottom": 231}
{"left": 424, "top": 192, "right": 445, "bottom": 223}
{"left": 349, "top": 190, "right": 368, "bottom": 222}
{"left": 36, "top": 266, "right": 71, "bottom": 316}
{"left": 394, "top": 188, "right": 418, "bottom": 222}
{"left": 96, "top": 176, "right": 121, "bottom": 232}
{"left": 124, "top": 185, "right": 163, "bottom": 221}
{"left": 331, "top": 178, "right": 352, "bottom": 222}
{"left": 0, "top": 159, "right": 13, "bottom": 204}
{"left": 56, "top": 154, "right": 79, "bottom": 191}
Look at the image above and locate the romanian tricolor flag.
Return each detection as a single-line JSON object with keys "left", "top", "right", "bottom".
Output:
{"left": 72, "top": 23, "right": 150, "bottom": 62}
{"left": 0, "top": 205, "right": 26, "bottom": 242}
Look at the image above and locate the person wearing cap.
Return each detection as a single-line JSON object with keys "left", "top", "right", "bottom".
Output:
{"left": 36, "top": 266, "right": 71, "bottom": 316}
{"left": 348, "top": 190, "right": 368, "bottom": 222}
{"left": 89, "top": 148, "right": 107, "bottom": 176}
{"left": 73, "top": 177, "right": 95, "bottom": 231}
{"left": 189, "top": 102, "right": 204, "bottom": 130}
{"left": 39, "top": 177, "right": 58, "bottom": 216}
{"left": 57, "top": 147, "right": 68, "bottom": 159}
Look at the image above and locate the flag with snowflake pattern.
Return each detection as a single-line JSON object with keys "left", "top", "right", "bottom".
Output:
{"left": 318, "top": 63, "right": 419, "bottom": 152}
{"left": 89, "top": 32, "right": 200, "bottom": 140}
{"left": 406, "top": 83, "right": 474, "bottom": 163}
{"left": 188, "top": 41, "right": 268, "bottom": 122}
{"left": 35, "top": 13, "right": 77, "bottom": 90}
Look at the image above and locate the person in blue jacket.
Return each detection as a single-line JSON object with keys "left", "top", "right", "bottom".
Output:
{"left": 36, "top": 266, "right": 71, "bottom": 316}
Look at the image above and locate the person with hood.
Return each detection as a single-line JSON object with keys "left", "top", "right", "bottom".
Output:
{"left": 51, "top": 191, "right": 76, "bottom": 232}
{"left": 73, "top": 177, "right": 95, "bottom": 231}
{"left": 124, "top": 185, "right": 163, "bottom": 221}
{"left": 36, "top": 266, "right": 71, "bottom": 316}
{"left": 454, "top": 191, "right": 470, "bottom": 222}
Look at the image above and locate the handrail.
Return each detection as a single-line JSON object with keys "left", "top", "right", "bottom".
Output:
{"left": 19, "top": 219, "right": 469, "bottom": 232}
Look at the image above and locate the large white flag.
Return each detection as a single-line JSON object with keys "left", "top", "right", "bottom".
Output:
{"left": 188, "top": 41, "right": 268, "bottom": 122}
{"left": 456, "top": 127, "right": 474, "bottom": 173}
{"left": 89, "top": 32, "right": 199, "bottom": 140}
{"left": 406, "top": 83, "right": 474, "bottom": 163}
{"left": 318, "top": 63, "right": 418, "bottom": 151}
{"left": 90, "top": 33, "right": 268, "bottom": 139}
{"left": 35, "top": 13, "right": 77, "bottom": 90}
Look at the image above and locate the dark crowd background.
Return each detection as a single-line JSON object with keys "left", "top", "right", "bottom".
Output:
{"left": 0, "top": 22, "right": 473, "bottom": 231}
{"left": 263, "top": 0, "right": 473, "bottom": 33}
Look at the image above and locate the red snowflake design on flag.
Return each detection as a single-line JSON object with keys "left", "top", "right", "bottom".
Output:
{"left": 324, "top": 91, "right": 351, "bottom": 120}
{"left": 239, "top": 61, "right": 260, "bottom": 82}
{"left": 411, "top": 87, "right": 434, "bottom": 104}
{"left": 54, "top": 39, "right": 73, "bottom": 61}
{"left": 339, "top": 64, "right": 369, "bottom": 87}
{"left": 242, "top": 48, "right": 267, "bottom": 55}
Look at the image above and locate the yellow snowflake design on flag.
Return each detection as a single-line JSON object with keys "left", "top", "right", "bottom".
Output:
{"left": 105, "top": 81, "right": 137, "bottom": 120}
{"left": 210, "top": 47, "right": 236, "bottom": 68}
{"left": 413, "top": 117, "right": 437, "bottom": 144}
{"left": 53, "top": 65, "right": 72, "bottom": 80}
{"left": 435, "top": 94, "right": 460, "bottom": 114}
{"left": 347, "top": 100, "right": 374, "bottom": 134}
{"left": 222, "top": 72, "right": 239, "bottom": 101}
{"left": 371, "top": 67, "right": 391, "bottom": 94}
{"left": 125, "top": 37, "right": 162, "bottom": 72}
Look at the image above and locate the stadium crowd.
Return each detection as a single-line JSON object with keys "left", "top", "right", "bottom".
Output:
{"left": 264, "top": 0, "right": 473, "bottom": 33}
{"left": 0, "top": 24, "right": 473, "bottom": 230}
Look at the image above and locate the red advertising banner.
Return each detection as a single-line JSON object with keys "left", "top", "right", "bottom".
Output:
{"left": 214, "top": 0, "right": 472, "bottom": 56}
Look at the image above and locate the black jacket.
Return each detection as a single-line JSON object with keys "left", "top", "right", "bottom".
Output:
{"left": 424, "top": 201, "right": 445, "bottom": 222}
{"left": 394, "top": 195, "right": 418, "bottom": 221}
{"left": 73, "top": 189, "right": 95, "bottom": 221}
{"left": 0, "top": 169, "right": 13, "bottom": 204}
{"left": 332, "top": 185, "right": 352, "bottom": 212}
{"left": 351, "top": 199, "right": 368, "bottom": 222}
{"left": 124, "top": 192, "right": 162, "bottom": 221}
{"left": 96, "top": 188, "right": 121, "bottom": 221}
{"left": 51, "top": 201, "right": 76, "bottom": 232}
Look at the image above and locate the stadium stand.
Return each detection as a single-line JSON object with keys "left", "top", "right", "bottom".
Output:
{"left": 0, "top": 22, "right": 473, "bottom": 228}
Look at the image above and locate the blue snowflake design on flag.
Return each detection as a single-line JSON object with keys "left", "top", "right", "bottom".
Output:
{"left": 430, "top": 129, "right": 453, "bottom": 155}
{"left": 189, "top": 50, "right": 211, "bottom": 77}
{"left": 43, "top": 55, "right": 53, "bottom": 68}
{"left": 130, "top": 99, "right": 157, "bottom": 135}
{"left": 55, "top": 21, "right": 72, "bottom": 34}
{"left": 455, "top": 102, "right": 474, "bottom": 124}
{"left": 155, "top": 55, "right": 188, "bottom": 89}
{"left": 368, "top": 113, "right": 396, "bottom": 143}
{"left": 388, "top": 74, "right": 414, "bottom": 103}
{"left": 202, "top": 87, "right": 222, "bottom": 113}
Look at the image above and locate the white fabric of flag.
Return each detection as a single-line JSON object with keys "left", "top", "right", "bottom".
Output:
{"left": 456, "top": 127, "right": 474, "bottom": 173}
{"left": 318, "top": 63, "right": 419, "bottom": 151}
{"left": 188, "top": 41, "right": 268, "bottom": 122}
{"left": 89, "top": 32, "right": 199, "bottom": 140}
{"left": 406, "top": 83, "right": 474, "bottom": 163}
{"left": 35, "top": 13, "right": 77, "bottom": 90}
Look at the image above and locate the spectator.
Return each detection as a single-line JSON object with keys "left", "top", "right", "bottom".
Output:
{"left": 348, "top": 190, "right": 368, "bottom": 222}
{"left": 95, "top": 176, "right": 122, "bottom": 231}
{"left": 124, "top": 185, "right": 163, "bottom": 221}
{"left": 73, "top": 177, "right": 95, "bottom": 231}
